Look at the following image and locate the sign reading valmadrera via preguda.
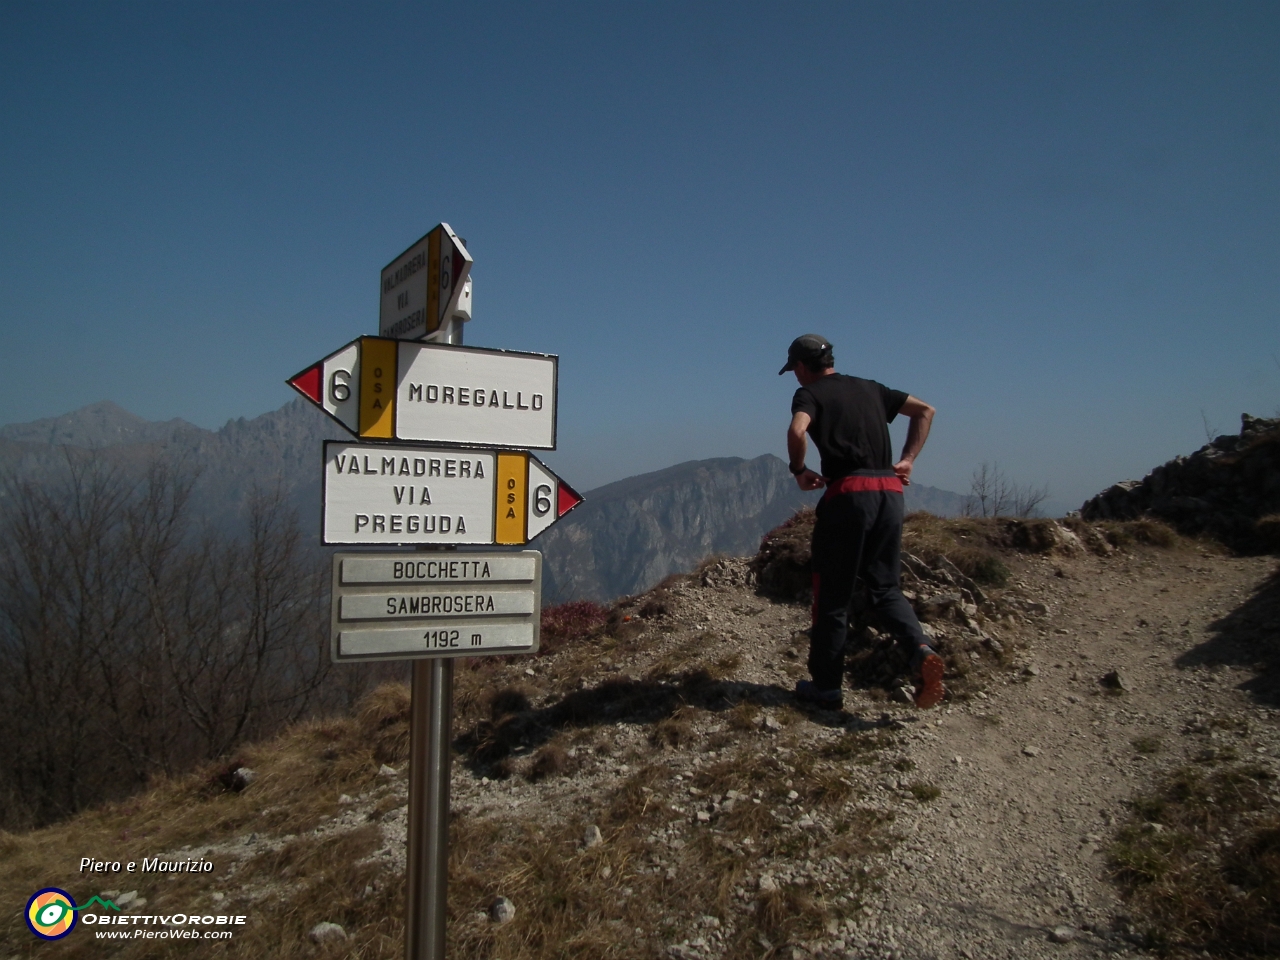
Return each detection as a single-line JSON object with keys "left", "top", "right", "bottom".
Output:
{"left": 321, "top": 442, "right": 579, "bottom": 546}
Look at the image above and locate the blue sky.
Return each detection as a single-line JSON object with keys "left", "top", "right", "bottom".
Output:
{"left": 1, "top": 2, "right": 1277, "bottom": 513}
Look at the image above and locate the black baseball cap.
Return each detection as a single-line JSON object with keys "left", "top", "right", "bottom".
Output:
{"left": 779, "top": 334, "right": 834, "bottom": 375}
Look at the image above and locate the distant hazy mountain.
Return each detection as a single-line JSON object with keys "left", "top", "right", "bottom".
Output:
{"left": 0, "top": 401, "right": 201, "bottom": 448}
{"left": 537, "top": 456, "right": 820, "bottom": 602}
{"left": 902, "top": 482, "right": 969, "bottom": 519}
{"left": 0, "top": 399, "right": 349, "bottom": 536}
{"left": 0, "top": 401, "right": 969, "bottom": 602}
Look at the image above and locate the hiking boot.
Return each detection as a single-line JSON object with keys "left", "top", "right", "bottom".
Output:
{"left": 913, "top": 649, "right": 945, "bottom": 709}
{"left": 794, "top": 680, "right": 843, "bottom": 710}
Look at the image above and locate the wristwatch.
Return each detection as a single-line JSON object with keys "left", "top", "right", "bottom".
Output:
{"left": 789, "top": 463, "right": 807, "bottom": 475}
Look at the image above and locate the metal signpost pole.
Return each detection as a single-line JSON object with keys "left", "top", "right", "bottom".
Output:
{"left": 406, "top": 314, "right": 461, "bottom": 960}
{"left": 406, "top": 653, "right": 453, "bottom": 959}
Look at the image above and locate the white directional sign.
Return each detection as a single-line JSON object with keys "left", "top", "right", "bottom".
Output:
{"left": 322, "top": 441, "right": 582, "bottom": 546}
{"left": 331, "top": 550, "right": 541, "bottom": 661}
{"left": 380, "top": 223, "right": 473, "bottom": 341}
{"left": 288, "top": 337, "right": 557, "bottom": 450}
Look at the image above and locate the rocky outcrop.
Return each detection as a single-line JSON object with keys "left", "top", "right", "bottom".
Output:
{"left": 1080, "top": 414, "right": 1280, "bottom": 551}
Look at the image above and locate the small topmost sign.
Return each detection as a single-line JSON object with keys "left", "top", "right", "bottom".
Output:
{"left": 379, "top": 224, "right": 473, "bottom": 341}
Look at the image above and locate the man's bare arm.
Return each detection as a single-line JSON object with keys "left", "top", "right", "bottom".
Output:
{"left": 893, "top": 395, "right": 935, "bottom": 485}
{"left": 787, "top": 411, "right": 826, "bottom": 491}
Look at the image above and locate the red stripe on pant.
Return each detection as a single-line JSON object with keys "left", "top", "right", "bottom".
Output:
{"left": 822, "top": 474, "right": 904, "bottom": 498}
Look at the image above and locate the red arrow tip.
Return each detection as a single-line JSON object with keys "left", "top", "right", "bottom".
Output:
{"left": 288, "top": 364, "right": 322, "bottom": 404}
{"left": 558, "top": 482, "right": 583, "bottom": 517}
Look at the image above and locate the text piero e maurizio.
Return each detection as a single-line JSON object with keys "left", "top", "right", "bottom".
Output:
{"left": 80, "top": 856, "right": 214, "bottom": 875}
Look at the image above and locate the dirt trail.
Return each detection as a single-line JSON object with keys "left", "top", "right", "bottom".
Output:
{"left": 859, "top": 549, "right": 1280, "bottom": 959}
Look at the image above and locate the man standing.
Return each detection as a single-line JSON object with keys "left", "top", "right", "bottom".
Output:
{"left": 781, "top": 334, "right": 945, "bottom": 709}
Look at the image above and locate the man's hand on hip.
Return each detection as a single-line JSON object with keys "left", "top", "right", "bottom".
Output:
{"left": 796, "top": 469, "right": 827, "bottom": 491}
{"left": 893, "top": 459, "right": 913, "bottom": 485}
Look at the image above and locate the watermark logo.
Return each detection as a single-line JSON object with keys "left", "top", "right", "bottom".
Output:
{"left": 26, "top": 888, "right": 78, "bottom": 940}
{"left": 24, "top": 888, "right": 243, "bottom": 941}
{"left": 25, "top": 890, "right": 120, "bottom": 940}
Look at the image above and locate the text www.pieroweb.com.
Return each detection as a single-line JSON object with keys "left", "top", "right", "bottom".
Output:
{"left": 85, "top": 913, "right": 245, "bottom": 940}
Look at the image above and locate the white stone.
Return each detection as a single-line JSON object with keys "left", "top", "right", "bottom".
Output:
{"left": 1049, "top": 926, "right": 1077, "bottom": 943}
{"left": 309, "top": 922, "right": 347, "bottom": 943}
{"left": 489, "top": 896, "right": 516, "bottom": 924}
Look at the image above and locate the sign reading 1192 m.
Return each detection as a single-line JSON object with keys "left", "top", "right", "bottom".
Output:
{"left": 288, "top": 337, "right": 557, "bottom": 450}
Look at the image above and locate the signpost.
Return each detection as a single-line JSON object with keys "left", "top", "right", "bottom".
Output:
{"left": 287, "top": 337, "right": 558, "bottom": 449}
{"left": 330, "top": 551, "right": 541, "bottom": 661}
{"left": 290, "top": 224, "right": 581, "bottom": 960}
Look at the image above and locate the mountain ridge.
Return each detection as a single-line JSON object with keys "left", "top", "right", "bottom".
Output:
{"left": 0, "top": 401, "right": 970, "bottom": 601}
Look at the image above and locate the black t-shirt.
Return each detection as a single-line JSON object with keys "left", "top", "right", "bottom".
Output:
{"left": 791, "top": 374, "right": 909, "bottom": 478}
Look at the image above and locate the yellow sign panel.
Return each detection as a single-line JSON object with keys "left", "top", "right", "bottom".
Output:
{"left": 358, "top": 337, "right": 397, "bottom": 438}
{"left": 494, "top": 452, "right": 528, "bottom": 544}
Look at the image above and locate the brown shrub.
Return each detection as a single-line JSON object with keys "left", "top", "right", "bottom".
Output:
{"left": 1254, "top": 513, "right": 1280, "bottom": 552}
{"left": 1111, "top": 763, "right": 1280, "bottom": 955}
{"left": 528, "top": 744, "right": 570, "bottom": 781}
{"left": 945, "top": 545, "right": 1010, "bottom": 586}
{"left": 996, "top": 517, "right": 1062, "bottom": 552}
{"left": 751, "top": 507, "right": 816, "bottom": 601}
{"left": 540, "top": 600, "right": 610, "bottom": 654}
{"left": 650, "top": 716, "right": 693, "bottom": 749}
{"left": 1103, "top": 519, "right": 1181, "bottom": 549}
{"left": 489, "top": 685, "right": 534, "bottom": 719}
{"left": 358, "top": 682, "right": 412, "bottom": 764}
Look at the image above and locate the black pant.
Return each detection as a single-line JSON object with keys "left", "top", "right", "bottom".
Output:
{"left": 808, "top": 470, "right": 927, "bottom": 690}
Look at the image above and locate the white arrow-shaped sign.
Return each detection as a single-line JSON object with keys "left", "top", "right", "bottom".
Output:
{"left": 288, "top": 337, "right": 557, "bottom": 450}
{"left": 380, "top": 223, "right": 473, "bottom": 341}
{"left": 322, "top": 441, "right": 582, "bottom": 546}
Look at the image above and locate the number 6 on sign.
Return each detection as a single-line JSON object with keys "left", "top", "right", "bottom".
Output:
{"left": 534, "top": 485, "right": 552, "bottom": 516}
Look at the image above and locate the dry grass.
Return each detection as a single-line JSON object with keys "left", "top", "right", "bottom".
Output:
{"left": 901, "top": 513, "right": 1011, "bottom": 586}
{"left": 1099, "top": 519, "right": 1182, "bottom": 550}
{"left": 0, "top": 704, "right": 403, "bottom": 958}
{"left": 908, "top": 782, "right": 941, "bottom": 803}
{"left": 1110, "top": 762, "right": 1280, "bottom": 955}
{"left": 540, "top": 600, "right": 611, "bottom": 656}
{"left": 0, "top": 704, "right": 902, "bottom": 960}
{"left": 0, "top": 541, "right": 921, "bottom": 959}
